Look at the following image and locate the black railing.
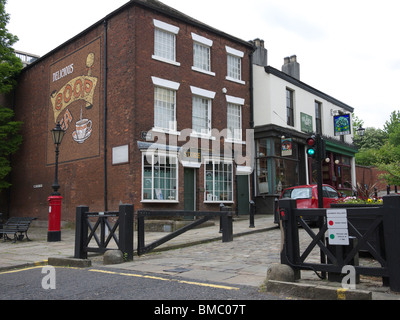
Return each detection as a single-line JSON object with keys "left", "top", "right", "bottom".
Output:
{"left": 279, "top": 195, "right": 400, "bottom": 293}
{"left": 74, "top": 205, "right": 134, "bottom": 261}
{"left": 137, "top": 205, "right": 233, "bottom": 256}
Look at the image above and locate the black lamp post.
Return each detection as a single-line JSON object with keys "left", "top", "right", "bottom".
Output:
{"left": 48, "top": 122, "right": 65, "bottom": 242}
{"left": 50, "top": 122, "right": 65, "bottom": 195}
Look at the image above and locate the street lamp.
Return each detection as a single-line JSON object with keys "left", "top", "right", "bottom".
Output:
{"left": 357, "top": 125, "right": 366, "bottom": 137}
{"left": 50, "top": 122, "right": 65, "bottom": 195}
{"left": 48, "top": 122, "right": 65, "bottom": 242}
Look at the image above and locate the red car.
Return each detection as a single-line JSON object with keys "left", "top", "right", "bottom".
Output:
{"left": 278, "top": 184, "right": 342, "bottom": 225}
{"left": 280, "top": 184, "right": 342, "bottom": 209}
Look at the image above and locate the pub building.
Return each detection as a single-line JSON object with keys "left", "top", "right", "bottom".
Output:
{"left": 1, "top": 0, "right": 254, "bottom": 222}
{"left": 251, "top": 41, "right": 358, "bottom": 213}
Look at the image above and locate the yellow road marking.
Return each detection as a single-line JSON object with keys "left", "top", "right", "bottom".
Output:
{"left": 0, "top": 264, "right": 79, "bottom": 275}
{"left": 0, "top": 265, "right": 240, "bottom": 291}
{"left": 0, "top": 266, "right": 44, "bottom": 275}
{"left": 89, "top": 269, "right": 240, "bottom": 291}
{"left": 337, "top": 288, "right": 348, "bottom": 300}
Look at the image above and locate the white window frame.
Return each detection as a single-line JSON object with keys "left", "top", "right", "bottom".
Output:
{"left": 227, "top": 103, "right": 242, "bottom": 142}
{"left": 141, "top": 150, "right": 179, "bottom": 203}
{"left": 152, "top": 77, "right": 180, "bottom": 135}
{"left": 152, "top": 19, "right": 181, "bottom": 66}
{"left": 204, "top": 158, "right": 234, "bottom": 203}
{"left": 225, "top": 46, "right": 245, "bottom": 85}
{"left": 226, "top": 95, "right": 245, "bottom": 143}
{"left": 190, "top": 86, "right": 216, "bottom": 138}
{"left": 191, "top": 33, "right": 215, "bottom": 76}
{"left": 192, "top": 96, "right": 212, "bottom": 137}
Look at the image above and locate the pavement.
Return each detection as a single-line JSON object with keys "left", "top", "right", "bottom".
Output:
{"left": 0, "top": 214, "right": 400, "bottom": 300}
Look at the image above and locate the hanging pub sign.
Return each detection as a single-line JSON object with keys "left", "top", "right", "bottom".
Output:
{"left": 281, "top": 138, "right": 293, "bottom": 157}
{"left": 334, "top": 114, "right": 351, "bottom": 136}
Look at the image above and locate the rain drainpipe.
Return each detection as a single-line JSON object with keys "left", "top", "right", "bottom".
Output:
{"left": 103, "top": 19, "right": 108, "bottom": 211}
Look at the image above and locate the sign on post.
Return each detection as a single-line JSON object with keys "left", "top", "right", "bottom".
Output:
{"left": 327, "top": 209, "right": 349, "bottom": 246}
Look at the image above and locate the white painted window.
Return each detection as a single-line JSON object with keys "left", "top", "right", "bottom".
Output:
{"left": 154, "top": 87, "right": 176, "bottom": 132}
{"left": 142, "top": 151, "right": 178, "bottom": 202}
{"left": 226, "top": 46, "right": 244, "bottom": 84}
{"left": 193, "top": 42, "right": 211, "bottom": 72}
{"left": 152, "top": 77, "right": 180, "bottom": 133}
{"left": 227, "top": 103, "right": 242, "bottom": 141}
{"left": 192, "top": 33, "right": 214, "bottom": 75}
{"left": 204, "top": 160, "right": 233, "bottom": 203}
{"left": 192, "top": 96, "right": 211, "bottom": 136}
{"left": 153, "top": 19, "right": 180, "bottom": 66}
{"left": 190, "top": 86, "right": 216, "bottom": 137}
{"left": 226, "top": 95, "right": 245, "bottom": 142}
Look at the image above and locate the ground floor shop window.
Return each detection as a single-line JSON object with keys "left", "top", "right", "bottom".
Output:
{"left": 256, "top": 137, "right": 300, "bottom": 195}
{"left": 142, "top": 151, "right": 178, "bottom": 202}
{"left": 334, "top": 155, "right": 352, "bottom": 190}
{"left": 274, "top": 158, "right": 299, "bottom": 194}
{"left": 311, "top": 152, "right": 353, "bottom": 194}
{"left": 204, "top": 160, "right": 233, "bottom": 202}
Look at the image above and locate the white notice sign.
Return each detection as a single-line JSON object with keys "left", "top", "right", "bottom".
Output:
{"left": 328, "top": 229, "right": 350, "bottom": 246}
{"left": 326, "top": 209, "right": 349, "bottom": 245}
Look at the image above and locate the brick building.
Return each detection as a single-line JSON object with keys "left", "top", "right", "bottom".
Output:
{"left": 2, "top": 0, "right": 254, "bottom": 221}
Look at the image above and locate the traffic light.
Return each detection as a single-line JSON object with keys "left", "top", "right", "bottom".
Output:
{"left": 306, "top": 135, "right": 317, "bottom": 158}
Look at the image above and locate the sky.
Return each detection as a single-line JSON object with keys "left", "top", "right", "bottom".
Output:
{"left": 6, "top": 0, "right": 400, "bottom": 129}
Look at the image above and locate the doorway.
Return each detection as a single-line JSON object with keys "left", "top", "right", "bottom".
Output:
{"left": 184, "top": 168, "right": 196, "bottom": 212}
{"left": 237, "top": 175, "right": 250, "bottom": 215}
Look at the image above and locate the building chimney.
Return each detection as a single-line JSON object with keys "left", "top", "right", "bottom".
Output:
{"left": 282, "top": 55, "right": 300, "bottom": 80}
{"left": 251, "top": 38, "right": 268, "bottom": 67}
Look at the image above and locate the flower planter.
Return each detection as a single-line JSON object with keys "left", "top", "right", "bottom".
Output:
{"left": 331, "top": 203, "right": 382, "bottom": 208}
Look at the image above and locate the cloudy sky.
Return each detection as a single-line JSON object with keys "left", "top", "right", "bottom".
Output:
{"left": 6, "top": 0, "right": 400, "bottom": 129}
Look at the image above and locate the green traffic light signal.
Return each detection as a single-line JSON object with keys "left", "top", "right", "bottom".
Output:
{"left": 307, "top": 148, "right": 316, "bottom": 157}
{"left": 306, "top": 136, "right": 317, "bottom": 158}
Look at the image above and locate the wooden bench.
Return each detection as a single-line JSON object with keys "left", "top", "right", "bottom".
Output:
{"left": 0, "top": 217, "right": 37, "bottom": 242}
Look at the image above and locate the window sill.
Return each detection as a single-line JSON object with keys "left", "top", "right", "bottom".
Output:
{"left": 190, "top": 132, "right": 216, "bottom": 140}
{"left": 191, "top": 66, "right": 216, "bottom": 77}
{"left": 225, "top": 76, "right": 245, "bottom": 85}
{"left": 152, "top": 127, "right": 181, "bottom": 136}
{"left": 141, "top": 200, "right": 179, "bottom": 204}
{"left": 204, "top": 201, "right": 234, "bottom": 204}
{"left": 152, "top": 55, "right": 181, "bottom": 67}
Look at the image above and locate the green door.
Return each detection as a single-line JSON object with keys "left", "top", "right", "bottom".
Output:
{"left": 237, "top": 175, "right": 250, "bottom": 215}
{"left": 184, "top": 168, "right": 196, "bottom": 212}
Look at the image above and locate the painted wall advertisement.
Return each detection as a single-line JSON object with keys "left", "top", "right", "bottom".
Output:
{"left": 47, "top": 38, "right": 101, "bottom": 165}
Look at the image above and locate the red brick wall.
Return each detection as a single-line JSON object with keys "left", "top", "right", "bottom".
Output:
{"left": 6, "top": 3, "right": 253, "bottom": 221}
{"left": 356, "top": 165, "right": 388, "bottom": 194}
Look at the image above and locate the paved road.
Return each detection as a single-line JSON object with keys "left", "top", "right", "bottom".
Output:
{"left": 105, "top": 228, "right": 282, "bottom": 287}
{"left": 1, "top": 215, "right": 399, "bottom": 300}
{"left": 0, "top": 265, "right": 287, "bottom": 301}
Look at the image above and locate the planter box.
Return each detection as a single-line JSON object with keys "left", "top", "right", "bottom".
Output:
{"left": 331, "top": 203, "right": 382, "bottom": 208}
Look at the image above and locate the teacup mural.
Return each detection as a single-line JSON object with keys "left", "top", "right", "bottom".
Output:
{"left": 73, "top": 118, "right": 93, "bottom": 143}
{"left": 47, "top": 38, "right": 101, "bottom": 165}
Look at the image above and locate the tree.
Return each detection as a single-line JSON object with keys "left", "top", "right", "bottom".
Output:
{"left": 353, "top": 114, "right": 387, "bottom": 166}
{"left": 374, "top": 111, "right": 400, "bottom": 186}
{"left": 0, "top": 0, "right": 23, "bottom": 190}
{"left": 0, "top": 107, "right": 22, "bottom": 189}
{"left": 384, "top": 111, "right": 400, "bottom": 136}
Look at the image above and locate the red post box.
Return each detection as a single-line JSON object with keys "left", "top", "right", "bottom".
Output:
{"left": 48, "top": 196, "right": 63, "bottom": 242}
